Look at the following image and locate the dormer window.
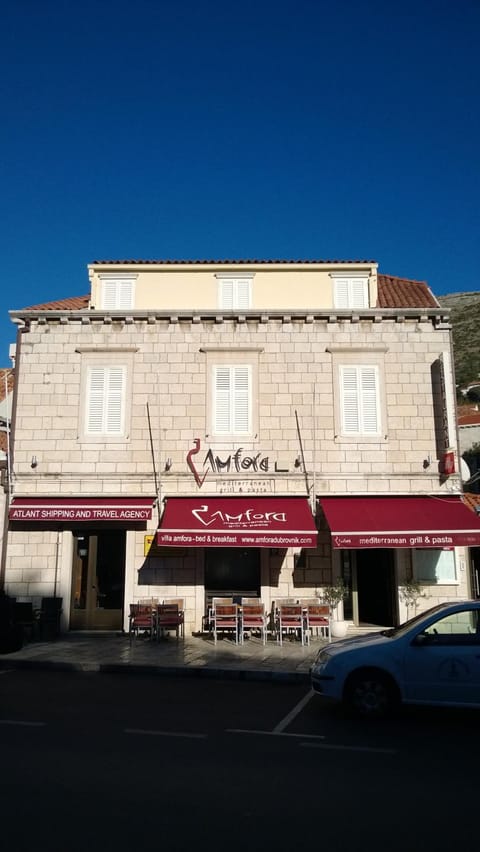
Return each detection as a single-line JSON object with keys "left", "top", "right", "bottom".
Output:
{"left": 100, "top": 276, "right": 136, "bottom": 310}
{"left": 332, "top": 275, "right": 369, "bottom": 309}
{"left": 216, "top": 274, "right": 253, "bottom": 309}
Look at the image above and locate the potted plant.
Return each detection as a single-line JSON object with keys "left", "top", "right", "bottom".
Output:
{"left": 321, "top": 578, "right": 349, "bottom": 638}
{"left": 399, "top": 579, "right": 427, "bottom": 620}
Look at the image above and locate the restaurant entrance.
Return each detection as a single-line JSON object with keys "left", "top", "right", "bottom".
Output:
{"left": 70, "top": 530, "right": 126, "bottom": 630}
{"left": 204, "top": 548, "right": 261, "bottom": 605}
{"left": 355, "top": 549, "right": 397, "bottom": 627}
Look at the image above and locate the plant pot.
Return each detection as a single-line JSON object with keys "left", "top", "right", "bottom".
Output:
{"left": 330, "top": 620, "right": 349, "bottom": 638}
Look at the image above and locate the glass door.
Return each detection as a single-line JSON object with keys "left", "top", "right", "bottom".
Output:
{"left": 70, "top": 531, "right": 126, "bottom": 629}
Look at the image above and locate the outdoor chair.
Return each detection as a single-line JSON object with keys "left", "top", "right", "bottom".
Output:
{"left": 305, "top": 604, "right": 331, "bottom": 643}
{"left": 156, "top": 603, "right": 184, "bottom": 640}
{"left": 240, "top": 603, "right": 267, "bottom": 645}
{"left": 129, "top": 603, "right": 155, "bottom": 643}
{"left": 213, "top": 604, "right": 240, "bottom": 644}
{"left": 276, "top": 604, "right": 306, "bottom": 646}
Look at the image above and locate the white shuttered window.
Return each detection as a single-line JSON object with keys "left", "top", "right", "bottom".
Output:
{"left": 340, "top": 365, "right": 380, "bottom": 435}
{"left": 334, "top": 278, "right": 368, "bottom": 309}
{"left": 86, "top": 366, "right": 126, "bottom": 435}
{"left": 218, "top": 278, "right": 251, "bottom": 309}
{"left": 213, "top": 365, "right": 251, "bottom": 434}
{"left": 101, "top": 279, "right": 134, "bottom": 310}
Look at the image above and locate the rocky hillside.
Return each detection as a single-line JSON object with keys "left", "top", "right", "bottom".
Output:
{"left": 438, "top": 292, "right": 480, "bottom": 393}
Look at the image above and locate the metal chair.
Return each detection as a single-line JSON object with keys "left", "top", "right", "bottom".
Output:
{"left": 276, "top": 604, "right": 306, "bottom": 646}
{"left": 305, "top": 604, "right": 330, "bottom": 643}
{"left": 156, "top": 603, "right": 184, "bottom": 640}
{"left": 240, "top": 603, "right": 267, "bottom": 645}
{"left": 213, "top": 604, "right": 240, "bottom": 644}
{"left": 128, "top": 603, "right": 155, "bottom": 643}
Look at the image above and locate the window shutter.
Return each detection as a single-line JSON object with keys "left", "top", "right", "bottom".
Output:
{"left": 220, "top": 280, "right": 234, "bottom": 309}
{"left": 86, "top": 366, "right": 125, "bottom": 435}
{"left": 351, "top": 279, "right": 368, "bottom": 309}
{"left": 233, "top": 366, "right": 250, "bottom": 433}
{"left": 87, "top": 368, "right": 106, "bottom": 433}
{"left": 101, "top": 279, "right": 134, "bottom": 309}
{"left": 360, "top": 367, "right": 379, "bottom": 433}
{"left": 236, "top": 280, "right": 250, "bottom": 309}
{"left": 214, "top": 365, "right": 250, "bottom": 433}
{"left": 214, "top": 367, "right": 232, "bottom": 433}
{"left": 340, "top": 365, "right": 379, "bottom": 434}
{"left": 334, "top": 280, "right": 350, "bottom": 309}
{"left": 105, "top": 367, "right": 125, "bottom": 433}
{"left": 341, "top": 367, "right": 360, "bottom": 433}
{"left": 334, "top": 278, "right": 368, "bottom": 309}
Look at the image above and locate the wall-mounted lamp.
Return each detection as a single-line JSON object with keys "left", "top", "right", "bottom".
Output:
{"left": 294, "top": 455, "right": 302, "bottom": 468}
{"left": 423, "top": 455, "right": 432, "bottom": 470}
{"left": 31, "top": 455, "right": 38, "bottom": 469}
{"left": 164, "top": 458, "right": 173, "bottom": 471}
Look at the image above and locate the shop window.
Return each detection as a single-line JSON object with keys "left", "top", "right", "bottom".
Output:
{"left": 413, "top": 549, "right": 457, "bottom": 584}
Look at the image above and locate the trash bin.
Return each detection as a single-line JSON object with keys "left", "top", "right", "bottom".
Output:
{"left": 39, "top": 597, "right": 63, "bottom": 640}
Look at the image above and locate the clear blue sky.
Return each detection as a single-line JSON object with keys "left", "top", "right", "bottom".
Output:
{"left": 2, "top": 0, "right": 479, "bottom": 361}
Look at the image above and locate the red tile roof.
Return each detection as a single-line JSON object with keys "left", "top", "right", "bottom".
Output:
{"left": 91, "top": 258, "right": 376, "bottom": 265}
{"left": 21, "top": 295, "right": 90, "bottom": 311}
{"left": 17, "top": 270, "right": 441, "bottom": 312}
{"left": 377, "top": 274, "right": 439, "bottom": 309}
{"left": 462, "top": 493, "right": 480, "bottom": 514}
{"left": 458, "top": 412, "right": 480, "bottom": 426}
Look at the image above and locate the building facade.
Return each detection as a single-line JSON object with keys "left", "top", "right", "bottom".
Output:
{"left": 3, "top": 259, "right": 480, "bottom": 635}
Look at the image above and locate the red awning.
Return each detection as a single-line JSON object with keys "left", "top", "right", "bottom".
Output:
{"left": 9, "top": 497, "right": 155, "bottom": 523}
{"left": 319, "top": 495, "right": 480, "bottom": 549}
{"left": 157, "top": 496, "right": 317, "bottom": 548}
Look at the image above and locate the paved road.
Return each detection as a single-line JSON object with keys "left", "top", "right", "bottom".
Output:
{"left": 0, "top": 669, "right": 478, "bottom": 852}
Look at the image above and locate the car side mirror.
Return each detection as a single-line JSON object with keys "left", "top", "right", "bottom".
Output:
{"left": 412, "top": 632, "right": 430, "bottom": 647}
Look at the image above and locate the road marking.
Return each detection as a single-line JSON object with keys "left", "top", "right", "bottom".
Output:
{"left": 273, "top": 688, "right": 315, "bottom": 733}
{"left": 301, "top": 742, "right": 397, "bottom": 755}
{"left": 227, "top": 729, "right": 325, "bottom": 740}
{"left": 124, "top": 728, "right": 207, "bottom": 739}
{"left": 0, "top": 720, "right": 46, "bottom": 727}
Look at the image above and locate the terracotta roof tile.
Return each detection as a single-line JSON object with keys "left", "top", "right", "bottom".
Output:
{"left": 91, "top": 258, "right": 376, "bottom": 265}
{"left": 17, "top": 271, "right": 441, "bottom": 313}
{"left": 462, "top": 493, "right": 480, "bottom": 514}
{"left": 21, "top": 295, "right": 90, "bottom": 311}
{"left": 458, "top": 412, "right": 480, "bottom": 426}
{"left": 377, "top": 275, "right": 439, "bottom": 309}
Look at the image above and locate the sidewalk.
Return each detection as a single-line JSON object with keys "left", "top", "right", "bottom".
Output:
{"left": 0, "top": 626, "right": 379, "bottom": 683}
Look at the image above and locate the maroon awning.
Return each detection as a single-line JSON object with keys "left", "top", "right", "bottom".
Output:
{"left": 9, "top": 497, "right": 155, "bottom": 522}
{"left": 157, "top": 496, "right": 317, "bottom": 548}
{"left": 319, "top": 495, "right": 480, "bottom": 549}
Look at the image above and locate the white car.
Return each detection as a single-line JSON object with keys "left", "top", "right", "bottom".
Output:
{"left": 311, "top": 600, "right": 480, "bottom": 718}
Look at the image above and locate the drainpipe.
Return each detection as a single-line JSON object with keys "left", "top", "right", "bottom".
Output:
{"left": 0, "top": 323, "right": 25, "bottom": 593}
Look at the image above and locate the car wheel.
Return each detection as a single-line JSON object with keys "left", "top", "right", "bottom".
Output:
{"left": 345, "top": 670, "right": 398, "bottom": 719}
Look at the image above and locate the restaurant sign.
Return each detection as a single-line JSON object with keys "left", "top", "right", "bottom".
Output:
{"left": 186, "top": 438, "right": 289, "bottom": 489}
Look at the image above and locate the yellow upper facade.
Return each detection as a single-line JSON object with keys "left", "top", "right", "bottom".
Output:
{"left": 88, "top": 260, "right": 378, "bottom": 312}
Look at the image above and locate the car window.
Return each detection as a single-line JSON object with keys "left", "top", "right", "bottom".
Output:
{"left": 418, "top": 609, "right": 480, "bottom": 646}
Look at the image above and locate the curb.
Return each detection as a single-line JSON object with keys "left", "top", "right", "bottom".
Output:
{"left": 0, "top": 656, "right": 311, "bottom": 684}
